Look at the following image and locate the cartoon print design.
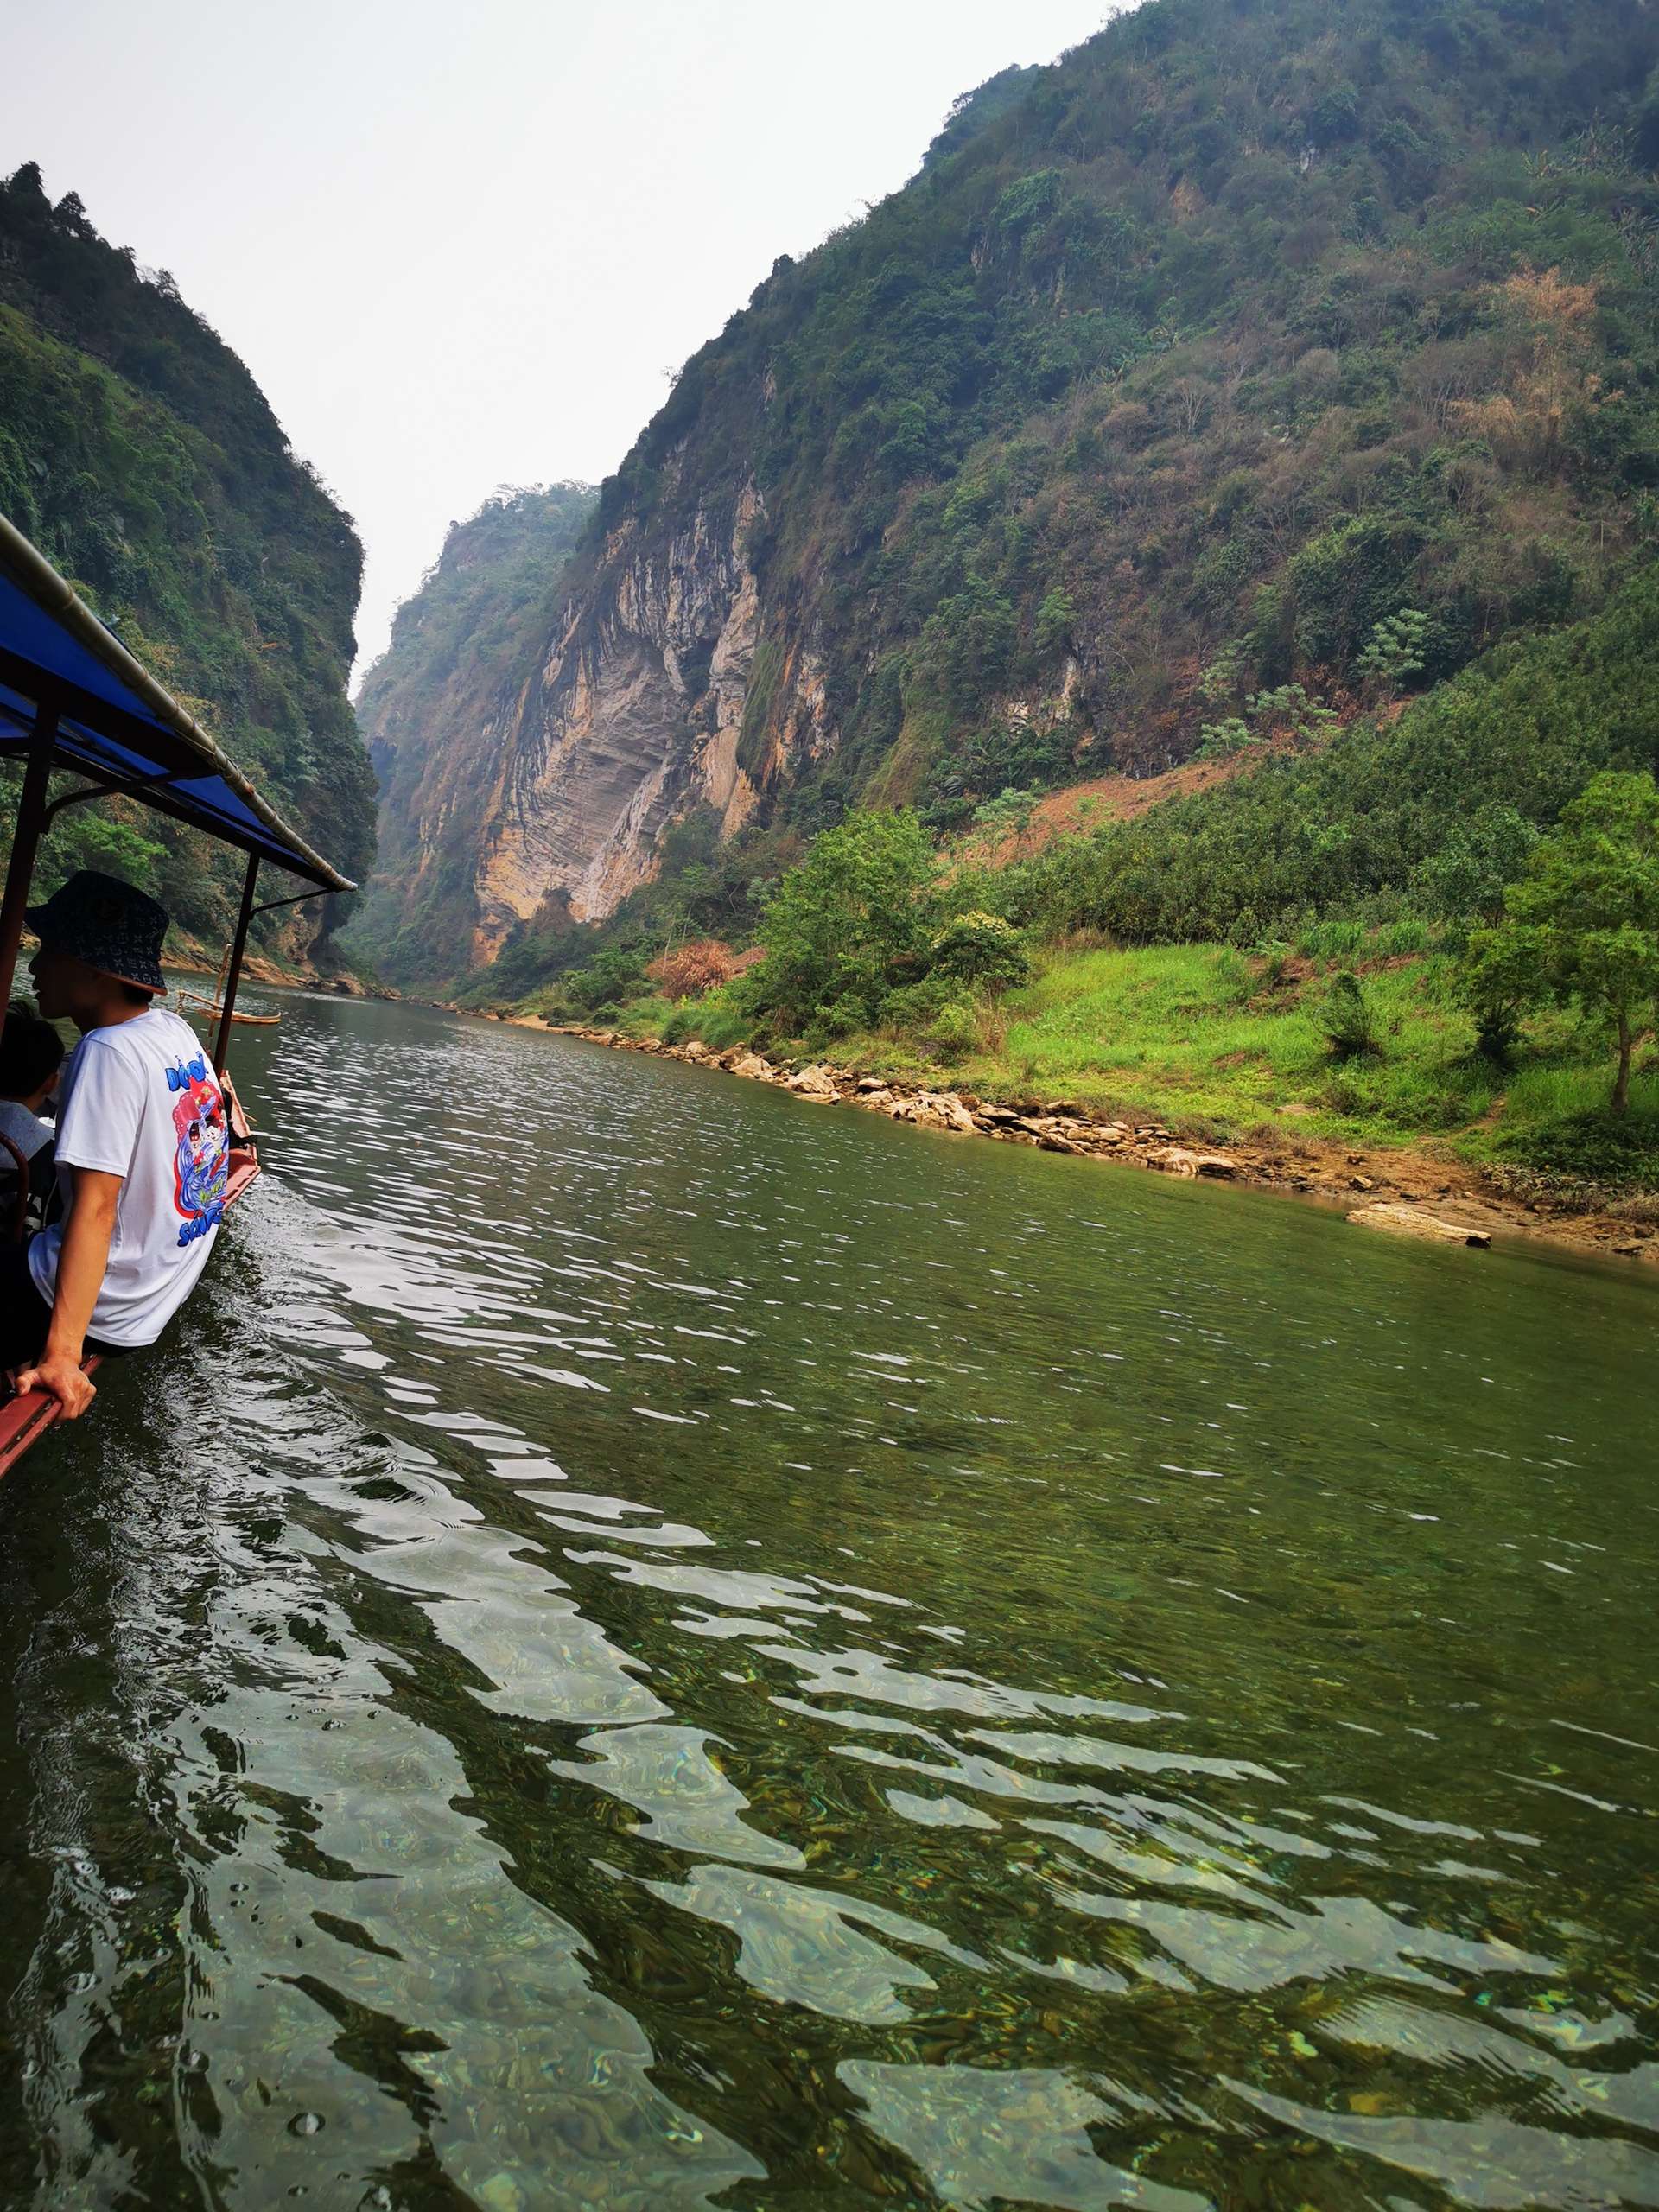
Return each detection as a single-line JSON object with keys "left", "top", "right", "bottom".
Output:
{"left": 168, "top": 1053, "right": 228, "bottom": 1247}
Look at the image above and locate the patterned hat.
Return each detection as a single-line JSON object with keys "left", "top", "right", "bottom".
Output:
{"left": 27, "top": 870, "right": 168, "bottom": 995}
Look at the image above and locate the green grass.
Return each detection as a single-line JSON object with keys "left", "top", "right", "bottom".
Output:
{"left": 583, "top": 934, "right": 1659, "bottom": 1191}
{"left": 842, "top": 943, "right": 1506, "bottom": 1142}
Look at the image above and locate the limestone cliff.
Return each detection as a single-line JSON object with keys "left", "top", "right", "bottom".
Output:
{"left": 353, "top": 478, "right": 833, "bottom": 985}
{"left": 348, "top": 483, "right": 596, "bottom": 982}
{"left": 477, "top": 484, "right": 831, "bottom": 941}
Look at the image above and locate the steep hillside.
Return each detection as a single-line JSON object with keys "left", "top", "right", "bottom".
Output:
{"left": 0, "top": 162, "right": 376, "bottom": 965}
{"left": 346, "top": 482, "right": 595, "bottom": 985}
{"left": 403, "top": 0, "right": 1658, "bottom": 992}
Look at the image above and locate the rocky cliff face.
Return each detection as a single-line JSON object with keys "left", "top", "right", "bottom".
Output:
{"left": 355, "top": 479, "right": 836, "bottom": 983}
{"left": 347, "top": 483, "right": 597, "bottom": 982}
{"left": 477, "top": 484, "right": 831, "bottom": 940}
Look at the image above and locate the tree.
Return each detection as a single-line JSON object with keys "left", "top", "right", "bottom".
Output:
{"left": 928, "top": 910, "right": 1032, "bottom": 990}
{"left": 1034, "top": 587, "right": 1075, "bottom": 657}
{"left": 1414, "top": 804, "right": 1540, "bottom": 937}
{"left": 1357, "top": 607, "right": 1431, "bottom": 700}
{"left": 1198, "top": 682, "right": 1335, "bottom": 758}
{"left": 749, "top": 810, "right": 941, "bottom": 1033}
{"left": 1461, "top": 772, "right": 1659, "bottom": 1113}
{"left": 971, "top": 785, "right": 1039, "bottom": 854}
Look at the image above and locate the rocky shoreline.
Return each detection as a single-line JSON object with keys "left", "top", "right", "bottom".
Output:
{"left": 506, "top": 1019, "right": 1657, "bottom": 1271}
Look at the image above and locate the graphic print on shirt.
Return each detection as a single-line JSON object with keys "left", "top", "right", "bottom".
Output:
{"left": 168, "top": 1053, "right": 228, "bottom": 1246}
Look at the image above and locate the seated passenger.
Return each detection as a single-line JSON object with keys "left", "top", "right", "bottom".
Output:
{"left": 0, "top": 871, "right": 230, "bottom": 1419}
{"left": 0, "top": 1007, "right": 66, "bottom": 1236}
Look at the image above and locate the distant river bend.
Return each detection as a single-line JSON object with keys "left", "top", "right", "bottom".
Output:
{"left": 2, "top": 992, "right": 1656, "bottom": 2211}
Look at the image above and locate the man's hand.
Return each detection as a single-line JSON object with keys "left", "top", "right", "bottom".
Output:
{"left": 8, "top": 1353, "right": 96, "bottom": 1420}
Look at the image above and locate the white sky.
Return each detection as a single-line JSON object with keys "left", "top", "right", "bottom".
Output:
{"left": 9, "top": 0, "right": 1112, "bottom": 675}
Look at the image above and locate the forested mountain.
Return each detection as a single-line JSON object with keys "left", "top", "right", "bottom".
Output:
{"left": 375, "top": 0, "right": 1657, "bottom": 996}
{"left": 346, "top": 482, "right": 595, "bottom": 983}
{"left": 0, "top": 162, "right": 376, "bottom": 965}
{"left": 373, "top": 0, "right": 1659, "bottom": 990}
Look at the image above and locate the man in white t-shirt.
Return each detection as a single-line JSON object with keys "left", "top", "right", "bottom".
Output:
{"left": 0, "top": 870, "right": 229, "bottom": 1420}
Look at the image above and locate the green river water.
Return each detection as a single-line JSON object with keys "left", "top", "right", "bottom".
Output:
{"left": 0, "top": 990, "right": 1655, "bottom": 2211}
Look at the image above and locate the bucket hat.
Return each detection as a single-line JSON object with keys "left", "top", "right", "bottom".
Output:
{"left": 26, "top": 870, "right": 168, "bottom": 995}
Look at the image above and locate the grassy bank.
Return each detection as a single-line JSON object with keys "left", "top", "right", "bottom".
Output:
{"left": 597, "top": 931, "right": 1659, "bottom": 1203}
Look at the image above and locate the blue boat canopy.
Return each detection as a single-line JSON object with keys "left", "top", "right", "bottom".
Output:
{"left": 0, "top": 511, "right": 353, "bottom": 892}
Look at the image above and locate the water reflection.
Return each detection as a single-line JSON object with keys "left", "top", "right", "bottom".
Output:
{"left": 0, "top": 993, "right": 1656, "bottom": 2209}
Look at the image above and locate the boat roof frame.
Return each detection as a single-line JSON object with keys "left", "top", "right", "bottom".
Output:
{"left": 0, "top": 510, "right": 354, "bottom": 895}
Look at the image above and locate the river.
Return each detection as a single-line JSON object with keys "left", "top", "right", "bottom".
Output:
{"left": 1, "top": 990, "right": 1655, "bottom": 2211}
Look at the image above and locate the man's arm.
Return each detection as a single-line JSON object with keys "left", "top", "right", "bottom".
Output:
{"left": 10, "top": 1167, "right": 123, "bottom": 1418}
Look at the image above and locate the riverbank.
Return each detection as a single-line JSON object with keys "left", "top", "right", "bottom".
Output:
{"left": 167, "top": 943, "right": 385, "bottom": 995}
{"left": 500, "top": 1014, "right": 1659, "bottom": 1269}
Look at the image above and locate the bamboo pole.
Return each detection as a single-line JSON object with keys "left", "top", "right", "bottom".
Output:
{"left": 0, "top": 707, "right": 58, "bottom": 1014}
{"left": 213, "top": 852, "right": 259, "bottom": 1077}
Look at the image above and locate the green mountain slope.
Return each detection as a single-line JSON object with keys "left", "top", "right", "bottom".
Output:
{"left": 0, "top": 162, "right": 376, "bottom": 964}
{"left": 345, "top": 482, "right": 595, "bottom": 986}
{"left": 425, "top": 0, "right": 1659, "bottom": 1002}
{"left": 621, "top": 0, "right": 1656, "bottom": 810}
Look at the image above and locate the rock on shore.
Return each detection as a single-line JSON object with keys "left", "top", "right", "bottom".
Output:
{"left": 1348, "top": 1202, "right": 1491, "bottom": 1248}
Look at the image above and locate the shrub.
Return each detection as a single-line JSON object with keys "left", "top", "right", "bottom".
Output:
{"left": 1357, "top": 607, "right": 1431, "bottom": 696}
{"left": 928, "top": 909, "right": 1032, "bottom": 990}
{"left": 927, "top": 996, "right": 982, "bottom": 1055}
{"left": 1318, "top": 969, "right": 1382, "bottom": 1058}
{"left": 878, "top": 976, "right": 958, "bottom": 1030}
{"left": 560, "top": 947, "right": 651, "bottom": 1014}
{"left": 748, "top": 808, "right": 941, "bottom": 1032}
{"left": 646, "top": 938, "right": 740, "bottom": 999}
{"left": 1198, "top": 716, "right": 1252, "bottom": 759}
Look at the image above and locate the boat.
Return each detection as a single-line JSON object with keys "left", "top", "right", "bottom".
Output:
{"left": 175, "top": 994, "right": 281, "bottom": 1027}
{"left": 0, "top": 512, "right": 354, "bottom": 1478}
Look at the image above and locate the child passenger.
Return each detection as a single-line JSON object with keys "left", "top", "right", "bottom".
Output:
{"left": 0, "top": 1006, "right": 64, "bottom": 1233}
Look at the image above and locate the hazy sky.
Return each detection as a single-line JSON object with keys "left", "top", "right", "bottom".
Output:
{"left": 10, "top": 1, "right": 1112, "bottom": 674}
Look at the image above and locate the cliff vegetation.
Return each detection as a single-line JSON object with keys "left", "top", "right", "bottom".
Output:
{"left": 0, "top": 162, "right": 376, "bottom": 966}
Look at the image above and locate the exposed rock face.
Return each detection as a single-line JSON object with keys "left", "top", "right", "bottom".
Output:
{"left": 348, "top": 484, "right": 598, "bottom": 985}
{"left": 474, "top": 484, "right": 831, "bottom": 948}
{"left": 354, "top": 475, "right": 842, "bottom": 988}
